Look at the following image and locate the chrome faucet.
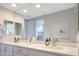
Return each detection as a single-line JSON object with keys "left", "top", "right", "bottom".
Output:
{"left": 45, "top": 38, "right": 49, "bottom": 46}
{"left": 14, "top": 37, "right": 17, "bottom": 42}
{"left": 45, "top": 37, "right": 58, "bottom": 47}
{"left": 14, "top": 37, "right": 20, "bottom": 42}
{"left": 45, "top": 37, "right": 51, "bottom": 46}
{"left": 28, "top": 37, "right": 32, "bottom": 42}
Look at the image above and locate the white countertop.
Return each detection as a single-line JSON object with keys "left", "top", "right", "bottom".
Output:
{"left": 0, "top": 39, "right": 79, "bottom": 56}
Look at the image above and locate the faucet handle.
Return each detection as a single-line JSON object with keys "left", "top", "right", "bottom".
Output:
{"left": 49, "top": 38, "right": 51, "bottom": 41}
{"left": 14, "top": 37, "right": 17, "bottom": 42}
{"left": 45, "top": 38, "right": 49, "bottom": 46}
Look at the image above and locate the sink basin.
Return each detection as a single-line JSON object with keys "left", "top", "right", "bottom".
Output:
{"left": 44, "top": 45, "right": 63, "bottom": 49}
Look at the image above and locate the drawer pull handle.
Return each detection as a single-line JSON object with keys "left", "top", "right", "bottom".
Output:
{"left": 18, "top": 50, "right": 22, "bottom": 51}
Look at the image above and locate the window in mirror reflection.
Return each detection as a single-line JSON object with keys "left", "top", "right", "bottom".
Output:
{"left": 6, "top": 22, "right": 14, "bottom": 35}
{"left": 35, "top": 20, "right": 44, "bottom": 40}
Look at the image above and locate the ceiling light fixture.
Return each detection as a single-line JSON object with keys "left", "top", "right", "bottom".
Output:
{"left": 36, "top": 4, "right": 40, "bottom": 8}
{"left": 23, "top": 10, "right": 28, "bottom": 13}
{"left": 11, "top": 3, "right": 16, "bottom": 7}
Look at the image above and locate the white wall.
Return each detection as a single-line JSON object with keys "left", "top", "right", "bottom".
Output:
{"left": 25, "top": 8, "right": 78, "bottom": 43}
{"left": 0, "top": 7, "right": 24, "bottom": 23}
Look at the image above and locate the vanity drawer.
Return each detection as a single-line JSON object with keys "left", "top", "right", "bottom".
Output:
{"left": 29, "top": 49, "right": 54, "bottom": 56}
{"left": 14, "top": 53, "right": 26, "bottom": 56}
{"left": 13, "top": 46, "right": 29, "bottom": 56}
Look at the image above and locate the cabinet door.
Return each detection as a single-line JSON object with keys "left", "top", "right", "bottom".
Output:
{"left": 29, "top": 49, "right": 55, "bottom": 56}
{"left": 1, "top": 44, "right": 13, "bottom": 56}
{"left": 0, "top": 43, "right": 2, "bottom": 56}
{"left": 13, "top": 46, "right": 29, "bottom": 56}
{"left": 6, "top": 45, "right": 13, "bottom": 56}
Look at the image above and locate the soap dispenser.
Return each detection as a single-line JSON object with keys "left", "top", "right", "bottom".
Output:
{"left": 45, "top": 38, "right": 49, "bottom": 46}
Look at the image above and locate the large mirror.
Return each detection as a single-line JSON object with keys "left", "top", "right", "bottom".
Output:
{"left": 25, "top": 3, "right": 78, "bottom": 43}
{"left": 4, "top": 21, "right": 14, "bottom": 35}
{"left": 26, "top": 19, "right": 44, "bottom": 41}
{"left": 35, "top": 20, "right": 44, "bottom": 40}
{"left": 15, "top": 23, "right": 22, "bottom": 35}
{"left": 4, "top": 20, "right": 22, "bottom": 36}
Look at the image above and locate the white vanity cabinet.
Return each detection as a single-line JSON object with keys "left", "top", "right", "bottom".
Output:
{"left": 29, "top": 49, "right": 55, "bottom": 56}
{"left": 0, "top": 43, "right": 13, "bottom": 56}
{"left": 29, "top": 49, "right": 71, "bottom": 56}
{"left": 0, "top": 43, "right": 72, "bottom": 56}
{"left": 13, "top": 46, "right": 54, "bottom": 56}
{"left": 0, "top": 43, "right": 2, "bottom": 56}
{"left": 13, "top": 46, "right": 29, "bottom": 56}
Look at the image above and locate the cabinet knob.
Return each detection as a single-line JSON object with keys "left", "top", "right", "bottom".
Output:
{"left": 18, "top": 50, "right": 22, "bottom": 51}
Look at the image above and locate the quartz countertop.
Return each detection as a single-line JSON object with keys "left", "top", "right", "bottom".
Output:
{"left": 0, "top": 39, "right": 79, "bottom": 56}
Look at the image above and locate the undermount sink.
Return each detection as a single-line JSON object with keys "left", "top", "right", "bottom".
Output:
{"left": 44, "top": 45, "right": 63, "bottom": 49}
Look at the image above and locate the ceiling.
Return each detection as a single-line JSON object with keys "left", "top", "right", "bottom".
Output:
{"left": 0, "top": 3, "right": 76, "bottom": 19}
